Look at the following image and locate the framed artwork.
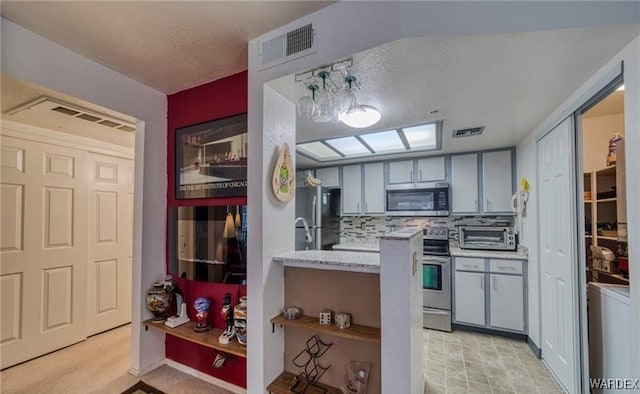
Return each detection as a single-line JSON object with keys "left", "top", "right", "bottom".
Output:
{"left": 175, "top": 113, "right": 248, "bottom": 199}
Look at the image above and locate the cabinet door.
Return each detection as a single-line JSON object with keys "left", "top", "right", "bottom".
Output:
{"left": 388, "top": 160, "right": 414, "bottom": 184}
{"left": 482, "top": 150, "right": 513, "bottom": 212}
{"left": 342, "top": 165, "right": 362, "bottom": 214}
{"left": 489, "top": 274, "right": 524, "bottom": 332}
{"left": 296, "top": 170, "right": 309, "bottom": 187}
{"left": 364, "top": 163, "right": 385, "bottom": 214}
{"left": 454, "top": 271, "right": 485, "bottom": 326}
{"left": 417, "top": 157, "right": 445, "bottom": 182}
{"left": 451, "top": 154, "right": 479, "bottom": 213}
{"left": 315, "top": 167, "right": 340, "bottom": 188}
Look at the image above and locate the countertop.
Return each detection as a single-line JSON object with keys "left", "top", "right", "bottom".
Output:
{"left": 272, "top": 250, "right": 380, "bottom": 273}
{"left": 449, "top": 242, "right": 528, "bottom": 260}
{"left": 333, "top": 243, "right": 380, "bottom": 252}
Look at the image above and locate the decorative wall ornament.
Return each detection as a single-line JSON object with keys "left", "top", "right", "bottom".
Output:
{"left": 272, "top": 143, "right": 295, "bottom": 203}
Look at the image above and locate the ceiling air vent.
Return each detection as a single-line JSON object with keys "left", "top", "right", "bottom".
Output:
{"left": 452, "top": 126, "right": 485, "bottom": 138}
{"left": 6, "top": 97, "right": 136, "bottom": 133}
{"left": 259, "top": 23, "right": 316, "bottom": 70}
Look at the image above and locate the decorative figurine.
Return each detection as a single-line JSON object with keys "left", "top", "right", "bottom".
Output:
{"left": 218, "top": 293, "right": 236, "bottom": 344}
{"left": 234, "top": 296, "right": 247, "bottom": 346}
{"left": 193, "top": 296, "right": 211, "bottom": 333}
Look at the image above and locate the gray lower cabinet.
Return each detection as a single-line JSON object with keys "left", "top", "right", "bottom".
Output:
{"left": 453, "top": 257, "right": 527, "bottom": 333}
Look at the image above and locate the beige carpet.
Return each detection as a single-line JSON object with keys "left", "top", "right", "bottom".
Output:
{"left": 0, "top": 324, "right": 233, "bottom": 394}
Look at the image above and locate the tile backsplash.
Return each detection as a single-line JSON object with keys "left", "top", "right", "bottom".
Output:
{"left": 340, "top": 215, "right": 515, "bottom": 244}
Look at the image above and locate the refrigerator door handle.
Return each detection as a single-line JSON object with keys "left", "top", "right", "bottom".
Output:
{"left": 312, "top": 194, "right": 317, "bottom": 227}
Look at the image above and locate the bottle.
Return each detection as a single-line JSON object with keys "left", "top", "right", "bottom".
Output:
{"left": 607, "top": 133, "right": 624, "bottom": 166}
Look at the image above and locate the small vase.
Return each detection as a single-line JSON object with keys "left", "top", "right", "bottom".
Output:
{"left": 234, "top": 296, "right": 247, "bottom": 346}
{"left": 146, "top": 282, "right": 172, "bottom": 321}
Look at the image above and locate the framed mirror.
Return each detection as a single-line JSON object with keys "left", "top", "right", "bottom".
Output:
{"left": 168, "top": 205, "right": 247, "bottom": 283}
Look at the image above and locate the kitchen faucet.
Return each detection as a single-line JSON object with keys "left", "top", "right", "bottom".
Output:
{"left": 295, "top": 217, "right": 313, "bottom": 243}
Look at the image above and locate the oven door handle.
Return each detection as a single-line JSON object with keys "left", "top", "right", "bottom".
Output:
{"left": 423, "top": 308, "right": 450, "bottom": 315}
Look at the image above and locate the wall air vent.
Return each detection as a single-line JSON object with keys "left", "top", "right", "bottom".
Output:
{"left": 452, "top": 126, "right": 485, "bottom": 138}
{"left": 259, "top": 23, "right": 316, "bottom": 70}
{"left": 6, "top": 97, "right": 136, "bottom": 133}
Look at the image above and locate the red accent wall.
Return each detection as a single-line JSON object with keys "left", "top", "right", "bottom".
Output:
{"left": 166, "top": 71, "right": 248, "bottom": 387}
{"left": 167, "top": 70, "right": 248, "bottom": 208}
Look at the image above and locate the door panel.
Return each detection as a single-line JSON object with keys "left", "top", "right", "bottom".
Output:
{"left": 0, "top": 135, "right": 88, "bottom": 369}
{"left": 482, "top": 150, "right": 513, "bottom": 212}
{"left": 454, "top": 271, "right": 485, "bottom": 326}
{"left": 86, "top": 153, "right": 133, "bottom": 336}
{"left": 341, "top": 165, "right": 362, "bottom": 214}
{"left": 1, "top": 273, "right": 22, "bottom": 344}
{"left": 388, "top": 160, "right": 414, "bottom": 184}
{"left": 451, "top": 154, "right": 479, "bottom": 213}
{"left": 538, "top": 117, "right": 577, "bottom": 393}
{"left": 363, "top": 162, "right": 384, "bottom": 213}
{"left": 489, "top": 274, "right": 524, "bottom": 331}
{"left": 1, "top": 184, "right": 24, "bottom": 252}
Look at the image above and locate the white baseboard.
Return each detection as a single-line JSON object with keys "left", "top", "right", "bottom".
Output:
{"left": 128, "top": 358, "right": 165, "bottom": 377}
{"left": 164, "top": 358, "right": 246, "bottom": 394}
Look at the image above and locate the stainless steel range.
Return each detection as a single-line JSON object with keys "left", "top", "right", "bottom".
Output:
{"left": 422, "top": 226, "right": 452, "bottom": 332}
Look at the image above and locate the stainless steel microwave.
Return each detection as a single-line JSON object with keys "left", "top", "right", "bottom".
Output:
{"left": 459, "top": 226, "right": 516, "bottom": 251}
{"left": 386, "top": 182, "right": 450, "bottom": 216}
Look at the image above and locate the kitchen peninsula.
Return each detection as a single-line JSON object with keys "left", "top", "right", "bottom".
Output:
{"left": 269, "top": 229, "right": 424, "bottom": 394}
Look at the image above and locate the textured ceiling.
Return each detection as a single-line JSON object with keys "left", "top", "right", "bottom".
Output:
{"left": 266, "top": 25, "right": 639, "bottom": 167}
{"left": 1, "top": 1, "right": 334, "bottom": 94}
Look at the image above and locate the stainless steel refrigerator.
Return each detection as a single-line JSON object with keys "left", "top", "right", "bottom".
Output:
{"left": 295, "top": 186, "right": 341, "bottom": 250}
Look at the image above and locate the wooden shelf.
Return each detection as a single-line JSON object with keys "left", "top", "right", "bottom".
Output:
{"left": 271, "top": 315, "right": 380, "bottom": 343}
{"left": 596, "top": 197, "right": 617, "bottom": 203}
{"left": 584, "top": 200, "right": 593, "bottom": 203}
{"left": 143, "top": 319, "right": 246, "bottom": 358}
{"left": 267, "top": 371, "right": 342, "bottom": 394}
{"left": 597, "top": 236, "right": 618, "bottom": 241}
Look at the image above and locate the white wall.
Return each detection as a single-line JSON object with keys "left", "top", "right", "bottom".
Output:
{"left": 516, "top": 35, "right": 640, "bottom": 384}
{"left": 246, "top": 85, "right": 295, "bottom": 390}
{"left": 583, "top": 113, "right": 625, "bottom": 172}
{"left": 1, "top": 18, "right": 168, "bottom": 375}
{"left": 249, "top": 2, "right": 640, "bottom": 392}
{"left": 516, "top": 134, "right": 541, "bottom": 347}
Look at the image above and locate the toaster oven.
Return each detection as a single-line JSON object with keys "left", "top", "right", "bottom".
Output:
{"left": 458, "top": 226, "right": 516, "bottom": 251}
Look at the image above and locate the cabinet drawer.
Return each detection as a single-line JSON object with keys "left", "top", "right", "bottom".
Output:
{"left": 489, "top": 259, "right": 523, "bottom": 275}
{"left": 455, "top": 257, "right": 485, "bottom": 272}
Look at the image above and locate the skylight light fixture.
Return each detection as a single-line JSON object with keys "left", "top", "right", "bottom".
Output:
{"left": 295, "top": 58, "right": 381, "bottom": 128}
{"left": 616, "top": 84, "right": 625, "bottom": 91}
{"left": 296, "top": 121, "right": 442, "bottom": 163}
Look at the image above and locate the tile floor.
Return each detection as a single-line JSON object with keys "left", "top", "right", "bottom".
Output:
{"left": 423, "top": 329, "right": 565, "bottom": 394}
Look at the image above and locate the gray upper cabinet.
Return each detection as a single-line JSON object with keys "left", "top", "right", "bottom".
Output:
{"left": 482, "top": 150, "right": 513, "bottom": 213}
{"left": 342, "top": 165, "right": 362, "bottom": 215}
{"left": 315, "top": 167, "right": 340, "bottom": 188}
{"left": 451, "top": 150, "right": 514, "bottom": 214}
{"left": 451, "top": 154, "right": 479, "bottom": 213}
{"left": 388, "top": 160, "right": 414, "bottom": 184}
{"left": 363, "top": 163, "right": 385, "bottom": 214}
{"left": 388, "top": 157, "right": 446, "bottom": 185}
{"left": 416, "top": 157, "right": 446, "bottom": 182}
{"left": 341, "top": 164, "right": 384, "bottom": 215}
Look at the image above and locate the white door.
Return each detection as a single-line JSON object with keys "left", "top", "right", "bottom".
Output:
{"left": 86, "top": 153, "right": 134, "bottom": 336}
{"left": 454, "top": 271, "right": 485, "bottom": 326}
{"left": 342, "top": 165, "right": 362, "bottom": 214}
{"left": 1, "top": 135, "right": 89, "bottom": 369}
{"left": 451, "top": 154, "right": 479, "bottom": 213}
{"left": 388, "top": 160, "right": 414, "bottom": 184}
{"left": 489, "top": 274, "right": 524, "bottom": 331}
{"left": 538, "top": 117, "right": 579, "bottom": 393}
{"left": 482, "top": 150, "right": 513, "bottom": 212}
{"left": 363, "top": 162, "right": 384, "bottom": 214}
{"left": 416, "top": 157, "right": 445, "bottom": 182}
